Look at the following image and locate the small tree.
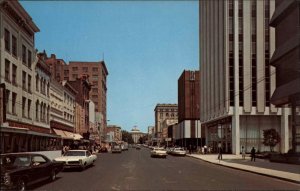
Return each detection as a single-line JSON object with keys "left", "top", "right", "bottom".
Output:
{"left": 263, "top": 128, "right": 281, "bottom": 152}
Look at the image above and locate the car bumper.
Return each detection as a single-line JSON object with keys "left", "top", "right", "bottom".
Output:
{"left": 151, "top": 153, "right": 167, "bottom": 157}
{"left": 0, "top": 183, "right": 16, "bottom": 191}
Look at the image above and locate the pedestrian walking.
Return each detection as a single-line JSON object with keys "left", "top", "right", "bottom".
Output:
{"left": 251, "top": 147, "right": 256, "bottom": 162}
{"left": 241, "top": 146, "right": 246, "bottom": 160}
{"left": 218, "top": 142, "right": 222, "bottom": 160}
{"left": 204, "top": 145, "right": 207, "bottom": 154}
{"left": 189, "top": 144, "right": 192, "bottom": 154}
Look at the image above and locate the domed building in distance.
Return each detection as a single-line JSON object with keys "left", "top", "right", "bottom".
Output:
{"left": 130, "top": 126, "right": 146, "bottom": 144}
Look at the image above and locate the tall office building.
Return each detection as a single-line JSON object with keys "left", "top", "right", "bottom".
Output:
{"left": 64, "top": 62, "right": 108, "bottom": 130}
{"left": 199, "top": 0, "right": 290, "bottom": 154}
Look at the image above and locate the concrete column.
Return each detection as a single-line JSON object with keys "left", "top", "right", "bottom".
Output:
{"left": 232, "top": 0, "right": 240, "bottom": 155}
{"left": 281, "top": 107, "right": 289, "bottom": 153}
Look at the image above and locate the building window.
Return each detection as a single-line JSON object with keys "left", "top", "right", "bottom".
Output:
{"left": 64, "top": 70, "right": 69, "bottom": 76}
{"left": 22, "top": 97, "right": 26, "bottom": 117}
{"left": 92, "top": 88, "right": 98, "bottom": 93}
{"left": 28, "top": 50, "right": 32, "bottom": 69}
{"left": 36, "top": 75, "right": 39, "bottom": 92}
{"left": 4, "top": 28, "right": 10, "bottom": 52}
{"left": 12, "top": 92, "right": 17, "bottom": 115}
{"left": 72, "top": 67, "right": 78, "bottom": 71}
{"left": 12, "top": 64, "right": 17, "bottom": 86}
{"left": 36, "top": 101, "right": 39, "bottom": 121}
{"left": 82, "top": 67, "right": 88, "bottom": 72}
{"left": 92, "top": 75, "right": 98, "bottom": 81}
{"left": 28, "top": 75, "right": 32, "bottom": 93}
{"left": 22, "top": 71, "right": 26, "bottom": 90}
{"left": 5, "top": 90, "right": 10, "bottom": 113}
{"left": 5, "top": 59, "right": 10, "bottom": 82}
{"left": 92, "top": 95, "right": 98, "bottom": 99}
{"left": 72, "top": 74, "right": 78, "bottom": 79}
{"left": 12, "top": 35, "right": 17, "bottom": 57}
{"left": 22, "top": 45, "right": 26, "bottom": 65}
{"left": 28, "top": 99, "right": 32, "bottom": 119}
{"left": 92, "top": 67, "right": 98, "bottom": 72}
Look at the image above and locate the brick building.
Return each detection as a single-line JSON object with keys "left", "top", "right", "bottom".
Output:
{"left": 68, "top": 76, "right": 91, "bottom": 137}
{"left": 63, "top": 61, "right": 108, "bottom": 132}
{"left": 176, "top": 70, "right": 202, "bottom": 148}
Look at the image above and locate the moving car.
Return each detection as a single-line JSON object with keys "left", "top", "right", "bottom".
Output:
{"left": 111, "top": 145, "right": 122, "bottom": 153}
{"left": 1, "top": 153, "right": 64, "bottom": 191}
{"left": 151, "top": 147, "right": 167, "bottom": 158}
{"left": 171, "top": 148, "right": 186, "bottom": 156}
{"left": 54, "top": 150, "right": 97, "bottom": 170}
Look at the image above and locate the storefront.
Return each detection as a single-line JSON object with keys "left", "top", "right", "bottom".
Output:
{"left": 0, "top": 126, "right": 61, "bottom": 154}
{"left": 204, "top": 116, "right": 232, "bottom": 154}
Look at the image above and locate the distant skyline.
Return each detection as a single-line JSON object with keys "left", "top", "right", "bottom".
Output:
{"left": 21, "top": 1, "right": 199, "bottom": 133}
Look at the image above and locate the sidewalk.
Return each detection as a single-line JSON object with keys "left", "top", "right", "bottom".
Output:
{"left": 187, "top": 154, "right": 300, "bottom": 184}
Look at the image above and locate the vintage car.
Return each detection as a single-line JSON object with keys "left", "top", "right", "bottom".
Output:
{"left": 171, "top": 148, "right": 186, "bottom": 156}
{"left": 150, "top": 147, "right": 167, "bottom": 158}
{"left": 53, "top": 150, "right": 97, "bottom": 170}
{"left": 0, "top": 153, "right": 64, "bottom": 191}
{"left": 111, "top": 145, "right": 122, "bottom": 153}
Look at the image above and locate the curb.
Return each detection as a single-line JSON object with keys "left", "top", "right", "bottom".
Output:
{"left": 187, "top": 154, "right": 300, "bottom": 184}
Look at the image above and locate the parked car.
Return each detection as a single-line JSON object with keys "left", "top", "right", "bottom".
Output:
{"left": 166, "top": 147, "right": 174, "bottom": 154}
{"left": 171, "top": 148, "right": 186, "bottom": 156}
{"left": 0, "top": 153, "right": 64, "bottom": 191}
{"left": 54, "top": 150, "right": 97, "bottom": 170}
{"left": 121, "top": 143, "right": 129, "bottom": 151}
{"left": 151, "top": 147, "right": 167, "bottom": 158}
{"left": 111, "top": 145, "right": 122, "bottom": 153}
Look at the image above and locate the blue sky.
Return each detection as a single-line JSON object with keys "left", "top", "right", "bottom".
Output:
{"left": 21, "top": 1, "right": 199, "bottom": 133}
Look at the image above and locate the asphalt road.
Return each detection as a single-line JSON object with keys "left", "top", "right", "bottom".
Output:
{"left": 31, "top": 147, "right": 300, "bottom": 191}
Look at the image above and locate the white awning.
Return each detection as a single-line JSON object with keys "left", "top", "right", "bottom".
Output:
{"left": 63, "top": 131, "right": 83, "bottom": 140}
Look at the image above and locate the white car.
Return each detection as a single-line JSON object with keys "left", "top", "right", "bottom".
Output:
{"left": 171, "top": 148, "right": 186, "bottom": 156}
{"left": 151, "top": 147, "right": 167, "bottom": 158}
{"left": 54, "top": 150, "right": 97, "bottom": 170}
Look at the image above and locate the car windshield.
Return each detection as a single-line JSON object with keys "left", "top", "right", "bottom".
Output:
{"left": 64, "top": 151, "right": 86, "bottom": 156}
{"left": 175, "top": 148, "right": 184, "bottom": 151}
{"left": 154, "top": 148, "right": 165, "bottom": 151}
{"left": 0, "top": 155, "right": 31, "bottom": 167}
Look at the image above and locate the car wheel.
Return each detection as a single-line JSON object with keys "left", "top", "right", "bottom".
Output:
{"left": 16, "top": 178, "right": 26, "bottom": 191}
{"left": 50, "top": 169, "right": 56, "bottom": 181}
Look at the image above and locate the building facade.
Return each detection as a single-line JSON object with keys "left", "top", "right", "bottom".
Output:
{"left": 154, "top": 104, "right": 178, "bottom": 141}
{"left": 68, "top": 76, "right": 91, "bottom": 136}
{"left": 130, "top": 126, "right": 145, "bottom": 144}
{"left": 63, "top": 61, "right": 108, "bottom": 132}
{"left": 199, "top": 0, "right": 291, "bottom": 154}
{"left": 177, "top": 70, "right": 202, "bottom": 148}
{"left": 106, "top": 125, "right": 122, "bottom": 142}
{"left": 269, "top": 0, "right": 300, "bottom": 152}
{"left": 0, "top": 1, "right": 60, "bottom": 153}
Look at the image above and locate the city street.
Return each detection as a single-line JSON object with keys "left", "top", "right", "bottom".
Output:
{"left": 31, "top": 147, "right": 299, "bottom": 191}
